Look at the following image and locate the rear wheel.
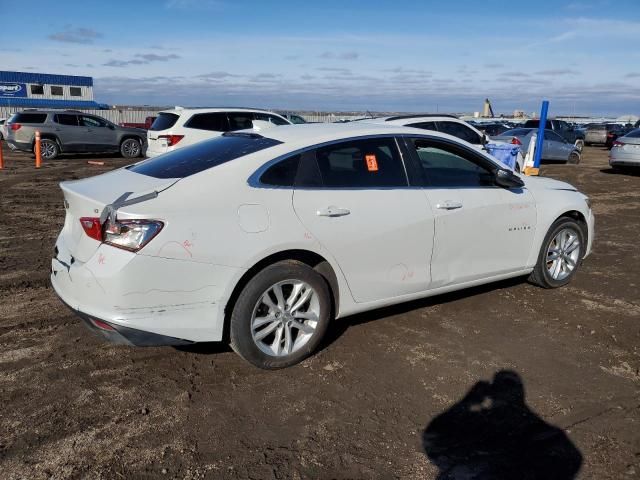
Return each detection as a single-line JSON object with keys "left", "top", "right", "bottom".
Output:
{"left": 120, "top": 138, "right": 142, "bottom": 158}
{"left": 567, "top": 152, "right": 580, "bottom": 164}
{"left": 39, "top": 139, "right": 59, "bottom": 160}
{"left": 229, "top": 261, "right": 331, "bottom": 369}
{"left": 528, "top": 217, "right": 585, "bottom": 288}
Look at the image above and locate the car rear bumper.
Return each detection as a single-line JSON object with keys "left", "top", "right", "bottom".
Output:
{"left": 609, "top": 152, "right": 640, "bottom": 166}
{"left": 6, "top": 140, "right": 31, "bottom": 152}
{"left": 51, "top": 234, "right": 243, "bottom": 343}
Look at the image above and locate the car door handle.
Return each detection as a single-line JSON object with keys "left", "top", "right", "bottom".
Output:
{"left": 317, "top": 206, "right": 351, "bottom": 217}
{"left": 436, "top": 201, "right": 463, "bottom": 210}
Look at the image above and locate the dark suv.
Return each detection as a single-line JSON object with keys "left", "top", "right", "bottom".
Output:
{"left": 5, "top": 110, "right": 146, "bottom": 160}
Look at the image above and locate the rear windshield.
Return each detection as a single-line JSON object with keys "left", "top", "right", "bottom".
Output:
{"left": 501, "top": 128, "right": 532, "bottom": 137}
{"left": 624, "top": 129, "right": 640, "bottom": 138}
{"left": 523, "top": 120, "right": 551, "bottom": 129}
{"left": 129, "top": 133, "right": 283, "bottom": 179}
{"left": 9, "top": 113, "right": 47, "bottom": 124}
{"left": 149, "top": 112, "right": 179, "bottom": 131}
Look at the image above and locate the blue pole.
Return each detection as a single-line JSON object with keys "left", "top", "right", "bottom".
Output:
{"left": 533, "top": 100, "right": 549, "bottom": 168}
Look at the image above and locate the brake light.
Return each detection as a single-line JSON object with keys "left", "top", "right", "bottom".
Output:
{"left": 612, "top": 141, "right": 624, "bottom": 148}
{"left": 103, "top": 218, "right": 164, "bottom": 252}
{"left": 158, "top": 134, "right": 184, "bottom": 146}
{"left": 10, "top": 123, "right": 21, "bottom": 131}
{"left": 79, "top": 217, "right": 103, "bottom": 242}
{"left": 511, "top": 137, "right": 522, "bottom": 145}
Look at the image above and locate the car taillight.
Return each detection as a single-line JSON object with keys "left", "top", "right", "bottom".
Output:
{"left": 9, "top": 123, "right": 21, "bottom": 131}
{"left": 158, "top": 134, "right": 184, "bottom": 146}
{"left": 103, "top": 218, "right": 164, "bottom": 252}
{"left": 612, "top": 141, "right": 624, "bottom": 148}
{"left": 79, "top": 217, "right": 103, "bottom": 242}
{"left": 607, "top": 132, "right": 615, "bottom": 138}
{"left": 511, "top": 137, "right": 522, "bottom": 145}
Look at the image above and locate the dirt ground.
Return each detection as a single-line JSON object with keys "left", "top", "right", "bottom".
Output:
{"left": 0, "top": 145, "right": 639, "bottom": 480}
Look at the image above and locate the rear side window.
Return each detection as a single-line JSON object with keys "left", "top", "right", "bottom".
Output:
{"left": 259, "top": 155, "right": 300, "bottom": 186}
{"left": 254, "top": 112, "right": 290, "bottom": 126}
{"left": 55, "top": 114, "right": 79, "bottom": 126}
{"left": 149, "top": 113, "right": 180, "bottom": 131}
{"left": 407, "top": 121, "right": 438, "bottom": 131}
{"left": 9, "top": 113, "right": 47, "bottom": 124}
{"left": 436, "top": 121, "right": 482, "bottom": 144}
{"left": 185, "top": 112, "right": 229, "bottom": 132}
{"left": 313, "top": 138, "right": 407, "bottom": 188}
{"left": 228, "top": 113, "right": 255, "bottom": 131}
{"left": 130, "top": 133, "right": 283, "bottom": 179}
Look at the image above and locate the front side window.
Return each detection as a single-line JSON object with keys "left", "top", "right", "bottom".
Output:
{"left": 436, "top": 121, "right": 482, "bottom": 145}
{"left": 50, "top": 86, "right": 64, "bottom": 96}
{"left": 313, "top": 137, "right": 407, "bottom": 188}
{"left": 55, "top": 114, "right": 79, "bottom": 126}
{"left": 546, "top": 131, "right": 565, "bottom": 143}
{"left": 185, "top": 112, "right": 228, "bottom": 132}
{"left": 408, "top": 138, "right": 495, "bottom": 188}
{"left": 30, "top": 84, "right": 44, "bottom": 95}
{"left": 80, "top": 116, "right": 107, "bottom": 127}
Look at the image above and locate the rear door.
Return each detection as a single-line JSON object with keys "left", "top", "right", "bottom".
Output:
{"left": 403, "top": 136, "right": 536, "bottom": 288}
{"left": 545, "top": 131, "right": 573, "bottom": 160}
{"left": 292, "top": 136, "right": 435, "bottom": 303}
{"left": 53, "top": 114, "right": 81, "bottom": 151}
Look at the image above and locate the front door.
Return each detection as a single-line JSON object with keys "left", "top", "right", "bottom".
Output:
{"left": 403, "top": 136, "right": 537, "bottom": 288}
{"left": 79, "top": 115, "right": 118, "bottom": 151}
{"left": 292, "top": 136, "right": 435, "bottom": 303}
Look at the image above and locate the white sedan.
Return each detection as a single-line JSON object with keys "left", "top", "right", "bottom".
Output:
{"left": 51, "top": 123, "right": 594, "bottom": 369}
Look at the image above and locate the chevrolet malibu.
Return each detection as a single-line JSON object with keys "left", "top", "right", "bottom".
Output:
{"left": 52, "top": 123, "right": 594, "bottom": 369}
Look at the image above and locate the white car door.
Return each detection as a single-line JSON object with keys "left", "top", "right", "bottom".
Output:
{"left": 292, "top": 136, "right": 435, "bottom": 303}
{"left": 402, "top": 136, "right": 537, "bottom": 288}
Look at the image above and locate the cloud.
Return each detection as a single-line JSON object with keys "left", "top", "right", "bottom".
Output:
{"left": 625, "top": 73, "right": 640, "bottom": 78}
{"left": 196, "top": 71, "right": 239, "bottom": 79}
{"left": 319, "top": 51, "right": 359, "bottom": 60}
{"left": 536, "top": 69, "right": 579, "bottom": 76}
{"left": 48, "top": 27, "right": 102, "bottom": 44}
{"left": 484, "top": 63, "right": 504, "bottom": 69}
{"left": 316, "top": 67, "right": 352, "bottom": 74}
{"left": 103, "top": 53, "right": 181, "bottom": 67}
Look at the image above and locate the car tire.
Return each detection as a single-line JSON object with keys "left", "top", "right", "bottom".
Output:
{"left": 39, "top": 139, "right": 59, "bottom": 160}
{"left": 229, "top": 260, "right": 332, "bottom": 369}
{"left": 120, "top": 138, "right": 142, "bottom": 158}
{"left": 567, "top": 152, "right": 580, "bottom": 164}
{"left": 528, "top": 217, "right": 585, "bottom": 289}
{"left": 574, "top": 139, "right": 584, "bottom": 152}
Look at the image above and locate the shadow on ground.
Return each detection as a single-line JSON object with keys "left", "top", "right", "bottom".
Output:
{"left": 422, "top": 370, "right": 582, "bottom": 480}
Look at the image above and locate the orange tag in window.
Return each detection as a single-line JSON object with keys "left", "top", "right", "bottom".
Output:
{"left": 365, "top": 154, "right": 378, "bottom": 172}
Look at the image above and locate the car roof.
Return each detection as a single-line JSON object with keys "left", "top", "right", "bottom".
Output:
{"left": 159, "top": 107, "right": 287, "bottom": 116}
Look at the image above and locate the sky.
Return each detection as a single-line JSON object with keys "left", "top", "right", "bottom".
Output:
{"left": 1, "top": 0, "right": 639, "bottom": 116}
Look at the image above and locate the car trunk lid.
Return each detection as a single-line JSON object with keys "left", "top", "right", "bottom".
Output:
{"left": 59, "top": 168, "right": 179, "bottom": 262}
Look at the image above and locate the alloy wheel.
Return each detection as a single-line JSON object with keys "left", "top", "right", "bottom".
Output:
{"left": 546, "top": 228, "right": 581, "bottom": 281}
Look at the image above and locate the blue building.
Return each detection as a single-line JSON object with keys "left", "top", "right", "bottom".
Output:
{"left": 0, "top": 71, "right": 108, "bottom": 112}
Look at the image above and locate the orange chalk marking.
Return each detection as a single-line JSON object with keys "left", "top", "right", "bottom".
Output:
{"left": 87, "top": 161, "right": 105, "bottom": 166}
{"left": 365, "top": 154, "right": 378, "bottom": 172}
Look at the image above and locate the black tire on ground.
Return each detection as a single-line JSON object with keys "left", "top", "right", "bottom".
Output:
{"left": 120, "top": 138, "right": 142, "bottom": 158}
{"left": 567, "top": 152, "right": 580, "bottom": 164}
{"left": 528, "top": 217, "right": 586, "bottom": 289}
{"left": 229, "top": 260, "right": 332, "bottom": 369}
{"left": 39, "top": 139, "right": 59, "bottom": 160}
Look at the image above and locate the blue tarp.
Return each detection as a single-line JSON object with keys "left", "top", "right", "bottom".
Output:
{"left": 485, "top": 143, "right": 520, "bottom": 170}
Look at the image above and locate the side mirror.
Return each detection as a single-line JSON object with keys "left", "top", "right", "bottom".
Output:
{"left": 495, "top": 168, "right": 524, "bottom": 189}
{"left": 482, "top": 133, "right": 488, "bottom": 145}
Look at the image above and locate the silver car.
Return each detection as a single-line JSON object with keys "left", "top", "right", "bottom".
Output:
{"left": 609, "top": 128, "right": 640, "bottom": 169}
{"left": 493, "top": 128, "right": 581, "bottom": 164}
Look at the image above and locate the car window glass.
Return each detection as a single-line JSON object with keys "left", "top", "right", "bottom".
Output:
{"left": 10, "top": 113, "right": 47, "bottom": 124}
{"left": 407, "top": 121, "right": 438, "bottom": 131}
{"left": 55, "top": 114, "right": 79, "bottom": 126}
{"left": 150, "top": 113, "right": 179, "bottom": 131}
{"left": 409, "top": 138, "right": 494, "bottom": 188}
{"left": 546, "top": 131, "right": 565, "bottom": 143}
{"left": 254, "top": 113, "right": 289, "bottom": 126}
{"left": 625, "top": 129, "right": 640, "bottom": 138}
{"left": 436, "top": 121, "right": 482, "bottom": 144}
{"left": 185, "top": 112, "right": 228, "bottom": 132}
{"left": 228, "top": 113, "right": 255, "bottom": 131}
{"left": 80, "top": 116, "right": 106, "bottom": 127}
{"left": 313, "top": 138, "right": 407, "bottom": 188}
{"left": 259, "top": 155, "right": 300, "bottom": 186}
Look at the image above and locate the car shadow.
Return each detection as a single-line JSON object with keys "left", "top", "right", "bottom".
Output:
{"left": 600, "top": 167, "right": 640, "bottom": 177}
{"left": 422, "top": 370, "right": 582, "bottom": 479}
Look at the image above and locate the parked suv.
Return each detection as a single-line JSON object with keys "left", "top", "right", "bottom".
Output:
{"left": 146, "top": 107, "right": 291, "bottom": 157}
{"left": 522, "top": 119, "right": 585, "bottom": 151}
{"left": 5, "top": 110, "right": 146, "bottom": 160}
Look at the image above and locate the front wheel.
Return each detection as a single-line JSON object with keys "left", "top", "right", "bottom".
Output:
{"left": 120, "top": 138, "right": 142, "bottom": 158}
{"left": 528, "top": 217, "right": 585, "bottom": 288}
{"left": 229, "top": 261, "right": 332, "bottom": 369}
{"left": 567, "top": 152, "right": 580, "bottom": 164}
